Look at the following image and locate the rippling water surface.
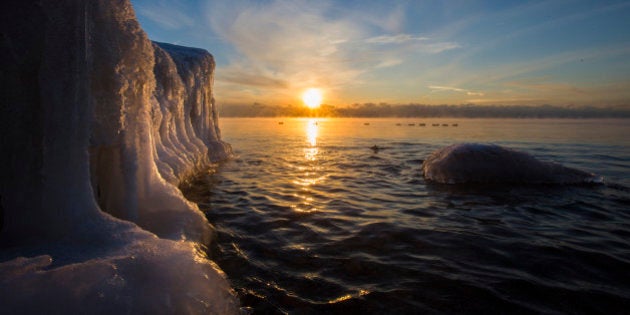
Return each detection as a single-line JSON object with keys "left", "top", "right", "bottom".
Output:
{"left": 190, "top": 118, "right": 630, "bottom": 314}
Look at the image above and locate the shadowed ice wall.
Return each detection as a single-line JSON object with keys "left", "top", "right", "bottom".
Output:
{"left": 0, "top": 0, "right": 238, "bottom": 313}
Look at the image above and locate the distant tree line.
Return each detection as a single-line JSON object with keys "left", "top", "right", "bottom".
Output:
{"left": 219, "top": 102, "right": 630, "bottom": 118}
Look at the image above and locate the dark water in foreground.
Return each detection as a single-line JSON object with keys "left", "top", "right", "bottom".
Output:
{"left": 191, "top": 118, "right": 630, "bottom": 314}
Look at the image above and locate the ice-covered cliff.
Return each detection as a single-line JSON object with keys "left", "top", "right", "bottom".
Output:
{"left": 0, "top": 0, "right": 238, "bottom": 313}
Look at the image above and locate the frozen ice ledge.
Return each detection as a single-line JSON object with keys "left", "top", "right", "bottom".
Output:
{"left": 0, "top": 1, "right": 239, "bottom": 313}
{"left": 422, "top": 143, "right": 600, "bottom": 185}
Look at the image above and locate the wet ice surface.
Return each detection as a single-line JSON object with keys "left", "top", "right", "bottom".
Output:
{"left": 0, "top": 223, "right": 238, "bottom": 314}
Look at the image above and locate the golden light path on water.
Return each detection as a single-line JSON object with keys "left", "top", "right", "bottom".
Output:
{"left": 291, "top": 119, "right": 324, "bottom": 213}
{"left": 306, "top": 118, "right": 318, "bottom": 149}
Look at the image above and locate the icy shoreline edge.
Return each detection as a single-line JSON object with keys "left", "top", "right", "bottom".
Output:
{"left": 1, "top": 1, "right": 239, "bottom": 313}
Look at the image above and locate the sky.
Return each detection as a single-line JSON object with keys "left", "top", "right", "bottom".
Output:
{"left": 130, "top": 0, "right": 630, "bottom": 107}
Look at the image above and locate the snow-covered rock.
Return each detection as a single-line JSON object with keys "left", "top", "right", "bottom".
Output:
{"left": 422, "top": 143, "right": 598, "bottom": 185}
{"left": 0, "top": 0, "right": 238, "bottom": 313}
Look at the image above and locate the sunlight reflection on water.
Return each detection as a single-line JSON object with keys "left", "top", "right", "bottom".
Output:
{"left": 306, "top": 118, "right": 318, "bottom": 147}
{"left": 294, "top": 119, "right": 322, "bottom": 213}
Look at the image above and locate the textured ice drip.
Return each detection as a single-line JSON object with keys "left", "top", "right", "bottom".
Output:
{"left": 151, "top": 41, "right": 232, "bottom": 185}
{"left": 0, "top": 0, "right": 238, "bottom": 313}
{"left": 422, "top": 143, "right": 599, "bottom": 184}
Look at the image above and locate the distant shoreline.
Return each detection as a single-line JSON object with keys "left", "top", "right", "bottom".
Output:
{"left": 220, "top": 115, "right": 630, "bottom": 119}
{"left": 219, "top": 103, "right": 630, "bottom": 119}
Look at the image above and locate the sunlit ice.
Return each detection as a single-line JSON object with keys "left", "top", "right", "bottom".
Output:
{"left": 302, "top": 88, "right": 323, "bottom": 109}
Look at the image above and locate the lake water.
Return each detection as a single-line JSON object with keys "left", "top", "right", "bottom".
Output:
{"left": 189, "top": 118, "right": 630, "bottom": 314}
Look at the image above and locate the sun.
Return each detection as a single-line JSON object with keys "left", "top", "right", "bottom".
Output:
{"left": 302, "top": 88, "right": 323, "bottom": 109}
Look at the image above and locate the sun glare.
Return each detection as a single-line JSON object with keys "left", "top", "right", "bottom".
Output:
{"left": 302, "top": 88, "right": 322, "bottom": 109}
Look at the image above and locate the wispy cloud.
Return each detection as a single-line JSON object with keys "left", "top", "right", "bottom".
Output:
{"left": 462, "top": 78, "right": 630, "bottom": 106}
{"left": 203, "top": 0, "right": 461, "bottom": 104}
{"left": 488, "top": 79, "right": 630, "bottom": 106}
{"left": 429, "top": 85, "right": 484, "bottom": 96}
{"left": 366, "top": 34, "right": 429, "bottom": 44}
{"left": 136, "top": 1, "right": 194, "bottom": 30}
{"left": 423, "top": 42, "right": 461, "bottom": 54}
{"left": 464, "top": 97, "right": 545, "bottom": 105}
{"left": 375, "top": 59, "right": 404, "bottom": 68}
{"left": 364, "top": 33, "right": 460, "bottom": 55}
{"left": 462, "top": 45, "right": 630, "bottom": 87}
{"left": 341, "top": 2, "right": 407, "bottom": 34}
{"left": 221, "top": 70, "right": 288, "bottom": 88}
{"left": 205, "top": 0, "right": 369, "bottom": 103}
{"left": 432, "top": 1, "right": 630, "bottom": 85}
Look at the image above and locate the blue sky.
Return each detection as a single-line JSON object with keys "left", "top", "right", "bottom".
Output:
{"left": 131, "top": 0, "right": 630, "bottom": 107}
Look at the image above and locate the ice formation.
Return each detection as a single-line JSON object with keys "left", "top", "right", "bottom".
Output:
{"left": 0, "top": 0, "right": 238, "bottom": 313}
{"left": 422, "top": 143, "right": 598, "bottom": 184}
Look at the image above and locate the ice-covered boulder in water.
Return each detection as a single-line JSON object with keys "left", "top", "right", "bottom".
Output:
{"left": 422, "top": 143, "right": 598, "bottom": 184}
{"left": 0, "top": 0, "right": 238, "bottom": 313}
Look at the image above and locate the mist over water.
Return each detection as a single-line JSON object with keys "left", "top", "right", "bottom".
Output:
{"left": 188, "top": 118, "right": 630, "bottom": 313}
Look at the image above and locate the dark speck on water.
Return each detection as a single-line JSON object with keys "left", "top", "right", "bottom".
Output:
{"left": 187, "top": 118, "right": 630, "bottom": 314}
{"left": 370, "top": 145, "right": 385, "bottom": 154}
